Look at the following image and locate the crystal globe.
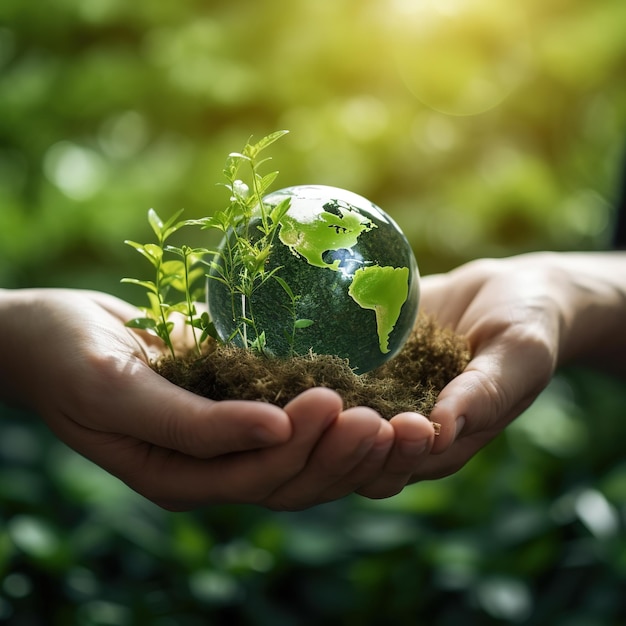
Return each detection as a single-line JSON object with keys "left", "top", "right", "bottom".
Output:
{"left": 207, "top": 185, "right": 420, "bottom": 373}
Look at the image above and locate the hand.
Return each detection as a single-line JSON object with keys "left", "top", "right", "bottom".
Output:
{"left": 0, "top": 289, "right": 436, "bottom": 509}
{"left": 402, "top": 252, "right": 626, "bottom": 482}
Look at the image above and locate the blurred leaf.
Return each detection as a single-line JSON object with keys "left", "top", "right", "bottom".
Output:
{"left": 120, "top": 278, "right": 158, "bottom": 294}
{"left": 147, "top": 208, "right": 164, "bottom": 240}
{"left": 124, "top": 317, "right": 157, "bottom": 331}
{"left": 7, "top": 515, "right": 67, "bottom": 567}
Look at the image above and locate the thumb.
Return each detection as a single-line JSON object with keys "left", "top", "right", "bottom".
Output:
{"left": 429, "top": 344, "right": 553, "bottom": 455}
{"left": 73, "top": 362, "right": 292, "bottom": 458}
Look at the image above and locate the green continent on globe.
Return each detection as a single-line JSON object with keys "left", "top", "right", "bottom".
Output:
{"left": 348, "top": 266, "right": 410, "bottom": 354}
{"left": 278, "top": 204, "right": 375, "bottom": 269}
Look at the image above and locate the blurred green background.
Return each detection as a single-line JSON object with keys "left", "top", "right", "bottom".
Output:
{"left": 1, "top": 0, "right": 626, "bottom": 624}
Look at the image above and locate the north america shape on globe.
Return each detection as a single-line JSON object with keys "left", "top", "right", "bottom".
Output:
{"left": 208, "top": 185, "right": 420, "bottom": 373}
{"left": 278, "top": 193, "right": 411, "bottom": 354}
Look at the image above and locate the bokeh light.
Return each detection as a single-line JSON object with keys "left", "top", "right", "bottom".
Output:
{"left": 0, "top": 0, "right": 624, "bottom": 292}
{"left": 390, "top": 0, "right": 532, "bottom": 115}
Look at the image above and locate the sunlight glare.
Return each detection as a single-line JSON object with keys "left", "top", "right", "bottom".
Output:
{"left": 390, "top": 0, "right": 531, "bottom": 116}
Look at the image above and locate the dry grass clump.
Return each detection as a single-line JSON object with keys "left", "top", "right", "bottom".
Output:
{"left": 155, "top": 314, "right": 470, "bottom": 420}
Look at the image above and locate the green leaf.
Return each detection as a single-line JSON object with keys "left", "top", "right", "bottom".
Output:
{"left": 147, "top": 208, "right": 185, "bottom": 243}
{"left": 261, "top": 266, "right": 284, "bottom": 284}
{"left": 125, "top": 317, "right": 158, "bottom": 331}
{"left": 269, "top": 198, "right": 291, "bottom": 225}
{"left": 164, "top": 245, "right": 185, "bottom": 257}
{"left": 295, "top": 319, "right": 314, "bottom": 329}
{"left": 160, "top": 259, "right": 185, "bottom": 287}
{"left": 146, "top": 291, "right": 163, "bottom": 319}
{"left": 162, "top": 208, "right": 185, "bottom": 232}
{"left": 250, "top": 330, "right": 267, "bottom": 352}
{"left": 273, "top": 275, "right": 295, "bottom": 300}
{"left": 190, "top": 246, "right": 212, "bottom": 256}
{"left": 228, "top": 151, "right": 251, "bottom": 161}
{"left": 144, "top": 243, "right": 163, "bottom": 261}
{"left": 120, "top": 278, "right": 158, "bottom": 294}
{"left": 192, "top": 312, "right": 219, "bottom": 343}
{"left": 257, "top": 171, "right": 279, "bottom": 196}
{"left": 161, "top": 258, "right": 185, "bottom": 273}
{"left": 153, "top": 320, "right": 176, "bottom": 344}
{"left": 124, "top": 240, "right": 162, "bottom": 267}
{"left": 147, "top": 208, "right": 164, "bottom": 239}
{"left": 197, "top": 212, "right": 230, "bottom": 232}
{"left": 188, "top": 267, "right": 206, "bottom": 284}
{"left": 166, "top": 302, "right": 190, "bottom": 316}
{"left": 247, "top": 130, "right": 289, "bottom": 158}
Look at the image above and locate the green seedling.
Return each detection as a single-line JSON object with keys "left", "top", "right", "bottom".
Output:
{"left": 122, "top": 130, "right": 309, "bottom": 358}
{"left": 190, "top": 130, "right": 298, "bottom": 354}
{"left": 122, "top": 206, "right": 216, "bottom": 358}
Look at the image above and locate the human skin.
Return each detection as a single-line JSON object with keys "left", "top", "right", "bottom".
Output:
{"left": 397, "top": 251, "right": 626, "bottom": 485}
{"left": 0, "top": 288, "right": 435, "bottom": 510}
{"left": 2, "top": 252, "right": 623, "bottom": 509}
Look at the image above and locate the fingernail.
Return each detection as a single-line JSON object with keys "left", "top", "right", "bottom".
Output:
{"left": 455, "top": 417, "right": 466, "bottom": 440}
{"left": 399, "top": 438, "right": 429, "bottom": 457}
{"left": 252, "top": 425, "right": 283, "bottom": 445}
{"left": 370, "top": 437, "right": 394, "bottom": 458}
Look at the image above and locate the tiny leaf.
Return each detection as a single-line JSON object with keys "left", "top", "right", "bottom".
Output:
{"left": 295, "top": 319, "right": 314, "bottom": 329}
{"left": 147, "top": 208, "right": 164, "bottom": 239}
{"left": 120, "top": 278, "right": 158, "bottom": 294}
{"left": 249, "top": 130, "right": 289, "bottom": 156}
{"left": 269, "top": 198, "right": 291, "bottom": 225}
{"left": 162, "top": 208, "right": 185, "bottom": 232}
{"left": 125, "top": 317, "right": 158, "bottom": 331}
{"left": 273, "top": 275, "right": 295, "bottom": 300}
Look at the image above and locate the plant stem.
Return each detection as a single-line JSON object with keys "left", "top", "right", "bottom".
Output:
{"left": 250, "top": 161, "right": 269, "bottom": 235}
{"left": 184, "top": 248, "right": 201, "bottom": 355}
{"left": 156, "top": 257, "right": 176, "bottom": 359}
{"left": 241, "top": 293, "right": 248, "bottom": 347}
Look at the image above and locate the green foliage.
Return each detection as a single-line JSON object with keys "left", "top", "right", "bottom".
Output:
{"left": 1, "top": 0, "right": 624, "bottom": 293}
{"left": 123, "top": 131, "right": 301, "bottom": 356}
{"left": 2, "top": 370, "right": 626, "bottom": 624}
{"left": 274, "top": 274, "right": 315, "bottom": 356}
{"left": 122, "top": 208, "right": 207, "bottom": 357}
{"left": 195, "top": 130, "right": 293, "bottom": 354}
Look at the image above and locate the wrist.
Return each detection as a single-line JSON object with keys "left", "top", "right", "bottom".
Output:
{"left": 552, "top": 252, "right": 626, "bottom": 375}
{"left": 0, "top": 289, "right": 47, "bottom": 407}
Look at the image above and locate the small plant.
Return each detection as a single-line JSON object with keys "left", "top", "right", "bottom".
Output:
{"left": 122, "top": 130, "right": 306, "bottom": 358}
{"left": 122, "top": 209, "right": 209, "bottom": 358}
{"left": 192, "top": 129, "right": 292, "bottom": 354}
{"left": 273, "top": 275, "right": 315, "bottom": 356}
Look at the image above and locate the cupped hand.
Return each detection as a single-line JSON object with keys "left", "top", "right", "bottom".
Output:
{"left": 0, "top": 289, "right": 436, "bottom": 509}
{"left": 400, "top": 252, "right": 626, "bottom": 482}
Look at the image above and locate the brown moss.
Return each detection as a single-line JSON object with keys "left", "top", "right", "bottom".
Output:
{"left": 154, "top": 314, "right": 470, "bottom": 420}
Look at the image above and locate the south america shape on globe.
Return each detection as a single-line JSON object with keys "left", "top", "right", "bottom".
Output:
{"left": 207, "top": 185, "right": 420, "bottom": 373}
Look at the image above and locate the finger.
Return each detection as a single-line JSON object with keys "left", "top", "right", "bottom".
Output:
{"left": 263, "top": 406, "right": 390, "bottom": 510}
{"left": 67, "top": 361, "right": 293, "bottom": 458}
{"left": 357, "top": 412, "right": 435, "bottom": 499}
{"left": 63, "top": 388, "right": 343, "bottom": 510}
{"left": 325, "top": 418, "right": 395, "bottom": 497}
